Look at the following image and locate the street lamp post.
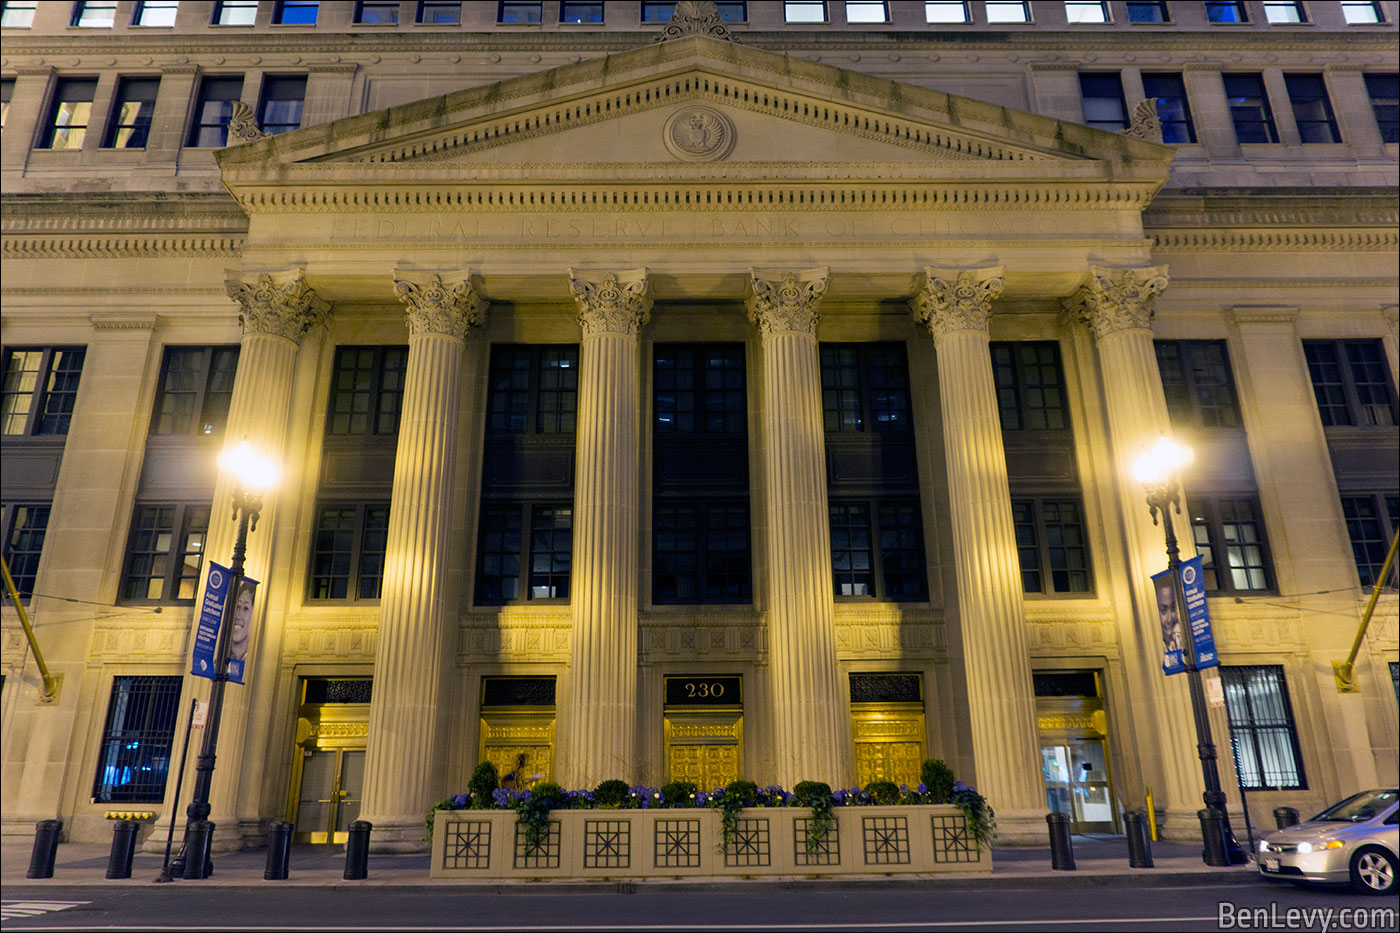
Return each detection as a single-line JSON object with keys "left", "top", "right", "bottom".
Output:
{"left": 179, "top": 442, "right": 277, "bottom": 880}
{"left": 1132, "top": 437, "right": 1246, "bottom": 867}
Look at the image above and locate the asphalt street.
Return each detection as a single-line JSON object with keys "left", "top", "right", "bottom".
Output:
{"left": 1, "top": 879, "right": 1392, "bottom": 932}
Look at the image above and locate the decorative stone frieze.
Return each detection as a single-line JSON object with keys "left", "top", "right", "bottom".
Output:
{"left": 225, "top": 268, "right": 330, "bottom": 340}
{"left": 747, "top": 268, "right": 829, "bottom": 338}
{"left": 227, "top": 101, "right": 267, "bottom": 143}
{"left": 567, "top": 268, "right": 652, "bottom": 337}
{"left": 910, "top": 266, "right": 1005, "bottom": 342}
{"left": 1066, "top": 264, "right": 1169, "bottom": 340}
{"left": 1119, "top": 98, "right": 1163, "bottom": 143}
{"left": 654, "top": 1, "right": 733, "bottom": 42}
{"left": 392, "top": 269, "right": 488, "bottom": 340}
{"left": 663, "top": 106, "right": 737, "bottom": 161}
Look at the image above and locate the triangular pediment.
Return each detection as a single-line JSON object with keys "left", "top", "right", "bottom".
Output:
{"left": 218, "top": 36, "right": 1170, "bottom": 180}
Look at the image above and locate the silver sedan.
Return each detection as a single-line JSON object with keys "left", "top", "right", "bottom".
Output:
{"left": 1258, "top": 788, "right": 1398, "bottom": 895}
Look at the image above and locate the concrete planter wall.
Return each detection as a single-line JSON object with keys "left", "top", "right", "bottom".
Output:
{"left": 430, "top": 805, "right": 989, "bottom": 880}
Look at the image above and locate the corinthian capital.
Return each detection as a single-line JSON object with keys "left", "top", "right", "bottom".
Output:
{"left": 910, "top": 266, "right": 1005, "bottom": 343}
{"left": 567, "top": 268, "right": 652, "bottom": 338}
{"left": 225, "top": 268, "right": 331, "bottom": 341}
{"left": 1066, "top": 265, "right": 1169, "bottom": 340}
{"left": 392, "top": 269, "right": 488, "bottom": 340}
{"left": 747, "top": 268, "right": 829, "bottom": 338}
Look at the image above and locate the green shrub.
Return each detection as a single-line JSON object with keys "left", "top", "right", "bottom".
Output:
{"left": 863, "top": 780, "right": 901, "bottom": 805}
{"left": 723, "top": 780, "right": 759, "bottom": 807}
{"left": 468, "top": 761, "right": 499, "bottom": 808}
{"left": 593, "top": 779, "right": 630, "bottom": 808}
{"left": 792, "top": 781, "right": 832, "bottom": 806}
{"left": 792, "top": 781, "right": 836, "bottom": 854}
{"left": 531, "top": 780, "right": 564, "bottom": 807}
{"left": 660, "top": 780, "right": 698, "bottom": 807}
{"left": 921, "top": 758, "right": 955, "bottom": 802}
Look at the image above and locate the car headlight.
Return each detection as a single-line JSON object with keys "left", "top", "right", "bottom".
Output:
{"left": 1297, "top": 842, "right": 1312, "bottom": 854}
{"left": 1259, "top": 839, "right": 1270, "bottom": 853}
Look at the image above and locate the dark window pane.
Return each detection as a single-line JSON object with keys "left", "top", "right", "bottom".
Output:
{"left": 92, "top": 676, "right": 183, "bottom": 803}
{"left": 830, "top": 502, "right": 874, "bottom": 597}
{"left": 188, "top": 75, "right": 244, "bottom": 147}
{"left": 1365, "top": 73, "right": 1399, "bottom": 143}
{"left": 1143, "top": 72, "right": 1196, "bottom": 144}
{"left": 37, "top": 349, "right": 85, "bottom": 435}
{"left": 258, "top": 75, "right": 305, "bottom": 135}
{"left": 274, "top": 0, "right": 319, "bottom": 25}
{"left": 878, "top": 501, "right": 927, "bottom": 599}
{"left": 1303, "top": 343, "right": 1352, "bottom": 426}
{"left": 356, "top": 1, "right": 400, "bottom": 23}
{"left": 475, "top": 504, "right": 523, "bottom": 603}
{"left": 103, "top": 77, "right": 160, "bottom": 148}
{"left": 1223, "top": 74, "right": 1279, "bottom": 144}
{"left": 418, "top": 1, "right": 461, "bottom": 23}
{"left": 1079, "top": 73, "right": 1128, "bottom": 131}
{"left": 528, "top": 506, "right": 572, "bottom": 599}
{"left": 3, "top": 504, "right": 50, "bottom": 598}
{"left": 1285, "top": 73, "right": 1341, "bottom": 143}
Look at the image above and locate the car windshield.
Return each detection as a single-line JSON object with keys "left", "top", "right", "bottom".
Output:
{"left": 1311, "top": 789, "right": 1399, "bottom": 823}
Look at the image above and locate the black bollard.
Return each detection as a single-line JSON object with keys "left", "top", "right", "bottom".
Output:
{"left": 1124, "top": 810, "right": 1154, "bottom": 869}
{"left": 1273, "top": 806, "right": 1299, "bottom": 830}
{"left": 1046, "top": 812, "right": 1075, "bottom": 871}
{"left": 27, "top": 819, "right": 63, "bottom": 879}
{"left": 1198, "top": 808, "right": 1230, "bottom": 867}
{"left": 183, "top": 820, "right": 215, "bottom": 879}
{"left": 344, "top": 821, "right": 371, "bottom": 880}
{"left": 264, "top": 821, "right": 293, "bottom": 881}
{"left": 106, "top": 820, "right": 140, "bottom": 879}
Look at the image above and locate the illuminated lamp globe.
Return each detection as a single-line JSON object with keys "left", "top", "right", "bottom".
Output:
{"left": 1131, "top": 436, "right": 1194, "bottom": 488}
{"left": 218, "top": 441, "right": 279, "bottom": 494}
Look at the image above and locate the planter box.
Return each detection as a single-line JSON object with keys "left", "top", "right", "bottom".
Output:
{"left": 430, "top": 805, "right": 989, "bottom": 880}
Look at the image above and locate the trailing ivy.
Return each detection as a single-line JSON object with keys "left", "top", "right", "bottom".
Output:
{"left": 711, "top": 780, "right": 757, "bottom": 854}
{"left": 792, "top": 780, "right": 835, "bottom": 854}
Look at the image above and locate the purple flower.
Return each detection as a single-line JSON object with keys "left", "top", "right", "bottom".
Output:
{"left": 952, "top": 781, "right": 969, "bottom": 793}
{"left": 916, "top": 783, "right": 928, "bottom": 794}
{"left": 492, "top": 788, "right": 511, "bottom": 806}
{"left": 451, "top": 794, "right": 469, "bottom": 808}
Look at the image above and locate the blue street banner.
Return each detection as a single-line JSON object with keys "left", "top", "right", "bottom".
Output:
{"left": 191, "top": 562, "right": 231, "bottom": 679}
{"left": 225, "top": 575, "right": 258, "bottom": 685}
{"left": 1155, "top": 555, "right": 1218, "bottom": 675}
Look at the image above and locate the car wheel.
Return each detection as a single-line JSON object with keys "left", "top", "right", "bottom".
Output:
{"left": 1349, "top": 847, "right": 1397, "bottom": 895}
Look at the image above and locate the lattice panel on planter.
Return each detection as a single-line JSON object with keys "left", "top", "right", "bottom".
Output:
{"left": 444, "top": 820, "right": 492, "bottom": 870}
{"left": 513, "top": 820, "right": 561, "bottom": 869}
{"left": 584, "top": 819, "right": 631, "bottom": 869}
{"left": 862, "top": 815, "right": 910, "bottom": 865}
{"left": 724, "top": 817, "right": 771, "bottom": 868}
{"left": 931, "top": 813, "right": 980, "bottom": 863}
{"left": 654, "top": 819, "right": 701, "bottom": 868}
{"left": 792, "top": 817, "right": 840, "bottom": 866}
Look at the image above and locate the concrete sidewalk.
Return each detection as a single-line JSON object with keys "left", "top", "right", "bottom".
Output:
{"left": 2, "top": 833, "right": 1260, "bottom": 891}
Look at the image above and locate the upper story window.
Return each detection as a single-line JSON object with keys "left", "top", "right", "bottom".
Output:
{"left": 1342, "top": 1, "right": 1384, "bottom": 24}
{"left": 1303, "top": 340, "right": 1398, "bottom": 428}
{"left": 273, "top": 0, "right": 317, "bottom": 24}
{"left": 475, "top": 503, "right": 572, "bottom": 603}
{"left": 1205, "top": 1, "right": 1247, "bottom": 22}
{"left": 1285, "top": 73, "right": 1342, "bottom": 143}
{"left": 151, "top": 346, "right": 239, "bottom": 437}
{"left": 1079, "top": 73, "right": 1128, "bottom": 132}
{"left": 924, "top": 1, "right": 968, "bottom": 22}
{"left": 120, "top": 503, "right": 210, "bottom": 601}
{"left": 133, "top": 0, "right": 179, "bottom": 26}
{"left": 560, "top": 1, "right": 602, "bottom": 23}
{"left": 327, "top": 346, "right": 407, "bottom": 437}
{"left": 820, "top": 344, "right": 911, "bottom": 434}
{"left": 1, "top": 503, "right": 50, "bottom": 599}
{"left": 1013, "top": 497, "right": 1093, "bottom": 595}
{"left": 643, "top": 1, "right": 746, "bottom": 22}
{"left": 71, "top": 0, "right": 117, "bottom": 27}
{"left": 655, "top": 345, "right": 745, "bottom": 436}
{"left": 2, "top": 347, "right": 86, "bottom": 436}
{"left": 308, "top": 502, "right": 390, "bottom": 600}
{"left": 487, "top": 346, "right": 578, "bottom": 435}
{"left": 1340, "top": 494, "right": 1399, "bottom": 590}
{"left": 991, "top": 342, "right": 1069, "bottom": 431}
{"left": 355, "top": 1, "right": 399, "bottom": 23}
{"left": 1143, "top": 73, "right": 1196, "bottom": 144}
{"left": 39, "top": 78, "right": 97, "bottom": 150}
{"left": 258, "top": 75, "right": 306, "bottom": 135}
{"left": 1262, "top": 1, "right": 1305, "bottom": 23}
{"left": 784, "top": 0, "right": 826, "bottom": 22}
{"left": 830, "top": 499, "right": 927, "bottom": 600}
{"left": 103, "top": 77, "right": 160, "bottom": 149}
{"left": 845, "top": 1, "right": 888, "bottom": 23}
{"left": 1189, "top": 496, "right": 1273, "bottom": 593}
{"left": 1, "top": 79, "right": 13, "bottom": 130}
{"left": 984, "top": 0, "right": 1030, "bottom": 22}
{"left": 187, "top": 75, "right": 243, "bottom": 147}
{"left": 498, "top": 1, "right": 542, "bottom": 22}
{"left": 1155, "top": 341, "right": 1241, "bottom": 429}
{"left": 1125, "top": 0, "right": 1167, "bottom": 21}
{"left": 1, "top": 1, "right": 38, "bottom": 28}
{"left": 212, "top": 0, "right": 257, "bottom": 24}
{"left": 1223, "top": 74, "right": 1280, "bottom": 144}
{"left": 418, "top": 1, "right": 461, "bottom": 23}
{"left": 1366, "top": 74, "right": 1399, "bottom": 143}
{"left": 1065, "top": 1, "right": 1108, "bottom": 24}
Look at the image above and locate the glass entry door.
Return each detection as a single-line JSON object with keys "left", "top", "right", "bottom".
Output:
{"left": 1041, "top": 738, "right": 1115, "bottom": 833}
{"left": 293, "top": 748, "right": 365, "bottom": 843}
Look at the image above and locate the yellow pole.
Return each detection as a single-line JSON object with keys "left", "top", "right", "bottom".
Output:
{"left": 1333, "top": 531, "right": 1398, "bottom": 693}
{"left": 1146, "top": 786, "right": 1158, "bottom": 841}
{"left": 0, "top": 555, "right": 58, "bottom": 702}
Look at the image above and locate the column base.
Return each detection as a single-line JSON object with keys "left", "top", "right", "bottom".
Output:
{"left": 1159, "top": 806, "right": 1207, "bottom": 844}
{"left": 2, "top": 816, "right": 58, "bottom": 841}
{"left": 363, "top": 817, "right": 430, "bottom": 853}
{"left": 989, "top": 808, "right": 1049, "bottom": 846}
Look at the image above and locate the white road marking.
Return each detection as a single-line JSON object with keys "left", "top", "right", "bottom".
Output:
{"left": 0, "top": 900, "right": 88, "bottom": 921}
{"left": 0, "top": 918, "right": 1223, "bottom": 931}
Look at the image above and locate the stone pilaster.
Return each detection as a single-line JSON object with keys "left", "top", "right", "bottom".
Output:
{"left": 1065, "top": 264, "right": 1203, "bottom": 839}
{"left": 748, "top": 268, "right": 850, "bottom": 787}
{"left": 558, "top": 269, "right": 651, "bottom": 787}
{"left": 146, "top": 269, "right": 329, "bottom": 852}
{"left": 360, "top": 270, "right": 486, "bottom": 850}
{"left": 910, "top": 266, "right": 1044, "bottom": 843}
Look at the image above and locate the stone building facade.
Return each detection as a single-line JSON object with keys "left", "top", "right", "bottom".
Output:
{"left": 1, "top": 1, "right": 1396, "bottom": 851}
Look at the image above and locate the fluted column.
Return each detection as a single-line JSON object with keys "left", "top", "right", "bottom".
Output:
{"left": 558, "top": 269, "right": 650, "bottom": 787}
{"left": 911, "top": 267, "right": 1045, "bottom": 842}
{"left": 748, "top": 268, "right": 850, "bottom": 787}
{"left": 146, "top": 269, "right": 329, "bottom": 852}
{"left": 1066, "top": 264, "right": 1202, "bottom": 839}
{"left": 360, "top": 270, "right": 486, "bottom": 850}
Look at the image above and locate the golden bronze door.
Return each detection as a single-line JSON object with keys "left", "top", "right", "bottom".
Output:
{"left": 478, "top": 676, "right": 557, "bottom": 788}
{"left": 287, "top": 679, "right": 370, "bottom": 844}
{"left": 849, "top": 673, "right": 927, "bottom": 788}
{"left": 663, "top": 675, "right": 742, "bottom": 789}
